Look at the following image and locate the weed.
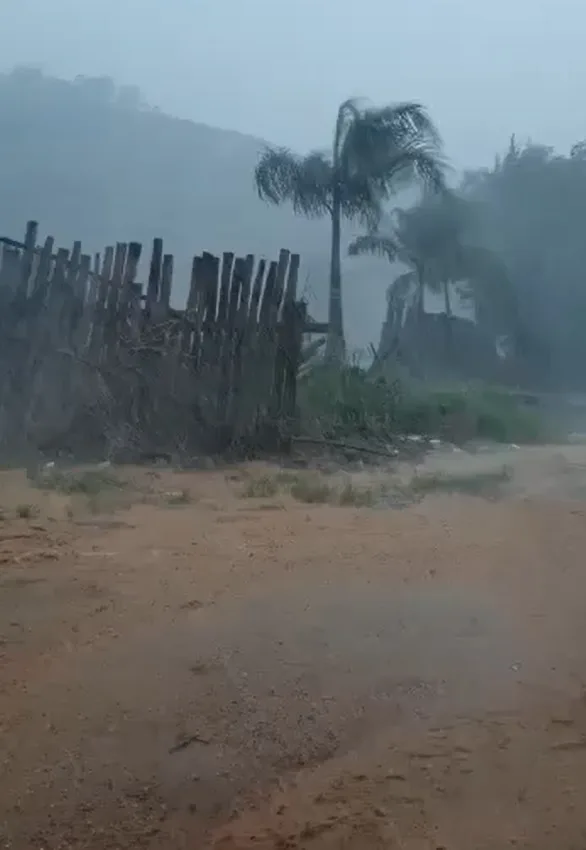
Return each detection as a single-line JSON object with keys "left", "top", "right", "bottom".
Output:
{"left": 289, "top": 474, "right": 332, "bottom": 504}
{"left": 337, "top": 477, "right": 377, "bottom": 507}
{"left": 36, "top": 466, "right": 126, "bottom": 496}
{"left": 16, "top": 503, "right": 38, "bottom": 519}
{"left": 298, "top": 365, "right": 544, "bottom": 445}
{"left": 274, "top": 470, "right": 304, "bottom": 486}
{"left": 240, "top": 475, "right": 279, "bottom": 499}
{"left": 409, "top": 465, "right": 512, "bottom": 498}
{"left": 164, "top": 489, "right": 191, "bottom": 506}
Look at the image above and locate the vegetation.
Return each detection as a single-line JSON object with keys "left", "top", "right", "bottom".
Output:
{"left": 289, "top": 474, "right": 333, "bottom": 504}
{"left": 15, "top": 503, "right": 38, "bottom": 519}
{"left": 409, "top": 466, "right": 512, "bottom": 498}
{"left": 254, "top": 98, "right": 446, "bottom": 359}
{"left": 233, "top": 462, "right": 515, "bottom": 509}
{"left": 240, "top": 474, "right": 280, "bottom": 498}
{"left": 348, "top": 191, "right": 515, "bottom": 361}
{"left": 461, "top": 136, "right": 586, "bottom": 389}
{"left": 237, "top": 469, "right": 389, "bottom": 507}
{"left": 1, "top": 65, "right": 584, "bottom": 450}
{"left": 297, "top": 364, "right": 543, "bottom": 445}
{"left": 34, "top": 466, "right": 126, "bottom": 495}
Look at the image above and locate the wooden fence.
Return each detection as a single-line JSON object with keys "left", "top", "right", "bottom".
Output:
{"left": 0, "top": 221, "right": 325, "bottom": 459}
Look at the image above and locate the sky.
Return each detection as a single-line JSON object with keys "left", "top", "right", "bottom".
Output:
{"left": 1, "top": 0, "right": 584, "bottom": 170}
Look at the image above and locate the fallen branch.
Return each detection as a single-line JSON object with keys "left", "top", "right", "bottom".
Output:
{"left": 291, "top": 435, "right": 405, "bottom": 460}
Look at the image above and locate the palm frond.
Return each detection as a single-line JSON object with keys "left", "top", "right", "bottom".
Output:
{"left": 339, "top": 172, "right": 383, "bottom": 227}
{"left": 391, "top": 206, "right": 433, "bottom": 264}
{"left": 392, "top": 192, "right": 467, "bottom": 267}
{"left": 340, "top": 101, "right": 447, "bottom": 196}
{"left": 333, "top": 98, "right": 364, "bottom": 161}
{"left": 375, "top": 142, "right": 447, "bottom": 195}
{"left": 373, "top": 102, "right": 442, "bottom": 148}
{"left": 348, "top": 232, "right": 402, "bottom": 261}
{"left": 254, "top": 146, "right": 333, "bottom": 217}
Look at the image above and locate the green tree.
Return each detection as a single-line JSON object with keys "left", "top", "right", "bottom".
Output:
{"left": 349, "top": 192, "right": 515, "bottom": 361}
{"left": 462, "top": 137, "right": 586, "bottom": 388}
{"left": 253, "top": 99, "right": 446, "bottom": 360}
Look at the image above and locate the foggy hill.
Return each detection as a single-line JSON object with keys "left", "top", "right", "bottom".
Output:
{"left": 0, "top": 68, "right": 389, "bottom": 351}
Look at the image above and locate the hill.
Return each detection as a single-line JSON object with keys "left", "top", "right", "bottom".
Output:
{"left": 0, "top": 67, "right": 389, "bottom": 351}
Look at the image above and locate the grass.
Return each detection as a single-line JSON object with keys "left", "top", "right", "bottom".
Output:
{"left": 236, "top": 459, "right": 515, "bottom": 510}
{"left": 298, "top": 364, "right": 400, "bottom": 442}
{"left": 31, "top": 464, "right": 134, "bottom": 516}
{"left": 297, "top": 365, "right": 544, "bottom": 446}
{"left": 35, "top": 466, "right": 127, "bottom": 496}
{"left": 163, "top": 488, "right": 192, "bottom": 506}
{"left": 289, "top": 474, "right": 332, "bottom": 504}
{"left": 239, "top": 469, "right": 392, "bottom": 508}
{"left": 337, "top": 477, "right": 377, "bottom": 507}
{"left": 240, "top": 474, "right": 280, "bottom": 499}
{"left": 409, "top": 465, "right": 512, "bottom": 498}
{"left": 16, "top": 502, "right": 38, "bottom": 519}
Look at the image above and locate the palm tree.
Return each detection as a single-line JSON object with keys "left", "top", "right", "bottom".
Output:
{"left": 349, "top": 192, "right": 515, "bottom": 362}
{"left": 349, "top": 192, "right": 465, "bottom": 316}
{"left": 253, "top": 99, "right": 446, "bottom": 360}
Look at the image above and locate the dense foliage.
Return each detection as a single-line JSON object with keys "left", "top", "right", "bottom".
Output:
{"left": 461, "top": 138, "right": 586, "bottom": 389}
{"left": 346, "top": 136, "right": 586, "bottom": 390}
{"left": 298, "top": 365, "right": 543, "bottom": 445}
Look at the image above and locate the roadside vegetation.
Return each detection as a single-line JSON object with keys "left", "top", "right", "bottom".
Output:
{"left": 238, "top": 461, "right": 514, "bottom": 509}
{"left": 0, "top": 72, "right": 567, "bottom": 464}
{"left": 296, "top": 364, "right": 544, "bottom": 447}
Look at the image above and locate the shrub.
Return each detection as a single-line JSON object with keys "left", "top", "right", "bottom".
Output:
{"left": 297, "top": 365, "right": 543, "bottom": 445}
{"left": 240, "top": 474, "right": 280, "bottom": 498}
{"left": 289, "top": 474, "right": 332, "bottom": 504}
{"left": 297, "top": 365, "right": 402, "bottom": 440}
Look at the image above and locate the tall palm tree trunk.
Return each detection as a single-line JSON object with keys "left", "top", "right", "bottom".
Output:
{"left": 411, "top": 261, "right": 427, "bottom": 378}
{"left": 414, "top": 261, "right": 426, "bottom": 327}
{"left": 442, "top": 279, "right": 453, "bottom": 359}
{"left": 325, "top": 189, "right": 345, "bottom": 362}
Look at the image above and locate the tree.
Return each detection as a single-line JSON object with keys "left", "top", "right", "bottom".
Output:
{"left": 253, "top": 99, "right": 446, "bottom": 360}
{"left": 349, "top": 192, "right": 515, "bottom": 361}
{"left": 462, "top": 137, "right": 586, "bottom": 388}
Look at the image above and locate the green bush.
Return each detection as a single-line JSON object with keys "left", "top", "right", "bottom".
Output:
{"left": 297, "top": 365, "right": 402, "bottom": 440}
{"left": 297, "top": 365, "right": 543, "bottom": 444}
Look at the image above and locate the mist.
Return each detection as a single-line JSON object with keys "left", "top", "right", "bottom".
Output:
{"left": 1, "top": 0, "right": 585, "bottom": 382}
{"left": 2, "top": 0, "right": 583, "bottom": 165}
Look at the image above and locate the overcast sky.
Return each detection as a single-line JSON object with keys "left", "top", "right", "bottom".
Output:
{"left": 1, "top": 0, "right": 583, "bottom": 169}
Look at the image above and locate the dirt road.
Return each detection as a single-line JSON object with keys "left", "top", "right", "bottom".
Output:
{"left": 2, "top": 446, "right": 586, "bottom": 848}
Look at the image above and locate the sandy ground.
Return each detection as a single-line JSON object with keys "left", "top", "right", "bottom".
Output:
{"left": 2, "top": 445, "right": 586, "bottom": 848}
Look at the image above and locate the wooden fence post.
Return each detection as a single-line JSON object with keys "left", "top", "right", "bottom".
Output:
{"left": 0, "top": 220, "right": 324, "bottom": 458}
{"left": 17, "top": 220, "right": 38, "bottom": 299}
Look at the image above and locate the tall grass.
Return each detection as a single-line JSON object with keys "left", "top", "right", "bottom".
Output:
{"left": 297, "top": 365, "right": 543, "bottom": 444}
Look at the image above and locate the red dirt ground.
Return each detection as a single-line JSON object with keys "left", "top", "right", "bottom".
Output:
{"left": 2, "top": 450, "right": 586, "bottom": 849}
